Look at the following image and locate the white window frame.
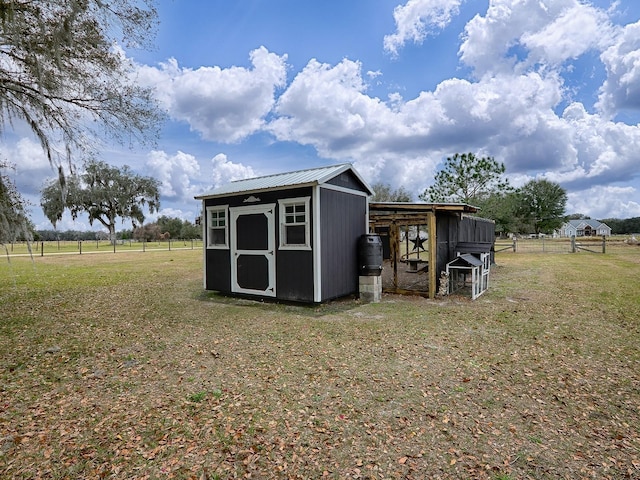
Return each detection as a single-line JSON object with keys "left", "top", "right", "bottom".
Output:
{"left": 206, "top": 205, "right": 228, "bottom": 249}
{"left": 278, "top": 197, "right": 311, "bottom": 250}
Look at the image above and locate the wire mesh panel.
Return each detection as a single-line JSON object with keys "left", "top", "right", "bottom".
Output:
{"left": 446, "top": 253, "right": 488, "bottom": 300}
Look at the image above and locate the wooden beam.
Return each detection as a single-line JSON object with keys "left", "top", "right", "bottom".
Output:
{"left": 382, "top": 287, "right": 430, "bottom": 298}
{"left": 369, "top": 202, "right": 479, "bottom": 214}
{"left": 428, "top": 211, "right": 437, "bottom": 299}
{"left": 390, "top": 222, "right": 399, "bottom": 289}
{"left": 370, "top": 216, "right": 433, "bottom": 224}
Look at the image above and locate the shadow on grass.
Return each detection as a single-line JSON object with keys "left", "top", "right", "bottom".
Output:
{"left": 194, "top": 289, "right": 363, "bottom": 317}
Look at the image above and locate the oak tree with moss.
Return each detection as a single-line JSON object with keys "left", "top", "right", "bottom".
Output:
{"left": 41, "top": 160, "right": 160, "bottom": 242}
{"left": 0, "top": 0, "right": 160, "bottom": 164}
{"left": 0, "top": 0, "right": 160, "bottom": 239}
{"left": 0, "top": 161, "right": 31, "bottom": 244}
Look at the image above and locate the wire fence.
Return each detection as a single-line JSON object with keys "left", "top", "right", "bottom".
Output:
{"left": 2, "top": 239, "right": 204, "bottom": 257}
{"left": 5, "top": 236, "right": 632, "bottom": 258}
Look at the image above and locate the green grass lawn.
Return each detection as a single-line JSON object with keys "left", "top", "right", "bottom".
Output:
{"left": 1, "top": 247, "right": 639, "bottom": 479}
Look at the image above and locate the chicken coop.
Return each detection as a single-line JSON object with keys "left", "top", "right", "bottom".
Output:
{"left": 369, "top": 202, "right": 495, "bottom": 299}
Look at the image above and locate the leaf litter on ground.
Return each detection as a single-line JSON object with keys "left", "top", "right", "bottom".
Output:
{"left": 0, "top": 246, "right": 639, "bottom": 479}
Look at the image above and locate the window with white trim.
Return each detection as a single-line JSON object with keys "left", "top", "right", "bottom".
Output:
{"left": 278, "top": 197, "right": 311, "bottom": 250}
{"left": 206, "top": 206, "right": 228, "bottom": 248}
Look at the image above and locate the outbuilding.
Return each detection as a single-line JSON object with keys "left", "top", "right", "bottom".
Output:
{"left": 369, "top": 202, "right": 495, "bottom": 298}
{"left": 195, "top": 164, "right": 374, "bottom": 303}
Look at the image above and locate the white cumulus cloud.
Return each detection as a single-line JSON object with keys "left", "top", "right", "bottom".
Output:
{"left": 597, "top": 20, "right": 640, "bottom": 117}
{"left": 520, "top": 3, "right": 613, "bottom": 66}
{"left": 210, "top": 153, "right": 255, "bottom": 188}
{"left": 146, "top": 150, "right": 201, "bottom": 200}
{"left": 138, "top": 46, "right": 287, "bottom": 143}
{"left": 269, "top": 58, "right": 399, "bottom": 158}
{"left": 124, "top": 1, "right": 640, "bottom": 220}
{"left": 556, "top": 102, "right": 640, "bottom": 187}
{"left": 0, "top": 137, "right": 53, "bottom": 195}
{"left": 567, "top": 186, "right": 640, "bottom": 219}
{"left": 383, "top": 0, "right": 463, "bottom": 56}
{"left": 459, "top": 0, "right": 615, "bottom": 76}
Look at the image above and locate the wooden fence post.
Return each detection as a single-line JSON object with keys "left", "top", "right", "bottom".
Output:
{"left": 602, "top": 235, "right": 606, "bottom": 254}
{"left": 390, "top": 222, "right": 398, "bottom": 289}
{"left": 571, "top": 236, "right": 576, "bottom": 253}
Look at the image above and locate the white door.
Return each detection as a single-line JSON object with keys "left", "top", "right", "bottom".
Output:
{"left": 230, "top": 204, "right": 276, "bottom": 297}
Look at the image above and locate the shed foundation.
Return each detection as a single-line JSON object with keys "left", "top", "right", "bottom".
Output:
{"left": 359, "top": 275, "right": 382, "bottom": 303}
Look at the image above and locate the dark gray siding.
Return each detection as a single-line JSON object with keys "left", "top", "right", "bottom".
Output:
{"left": 435, "top": 213, "right": 459, "bottom": 282}
{"left": 203, "top": 188, "right": 315, "bottom": 301}
{"left": 202, "top": 179, "right": 369, "bottom": 303}
{"left": 203, "top": 198, "right": 235, "bottom": 293}
{"left": 205, "top": 250, "right": 231, "bottom": 292}
{"left": 458, "top": 215, "right": 495, "bottom": 263}
{"left": 459, "top": 216, "right": 495, "bottom": 243}
{"left": 206, "top": 187, "right": 313, "bottom": 209}
{"left": 435, "top": 213, "right": 496, "bottom": 287}
{"left": 320, "top": 188, "right": 367, "bottom": 301}
{"left": 326, "top": 170, "right": 369, "bottom": 193}
{"left": 276, "top": 250, "right": 314, "bottom": 302}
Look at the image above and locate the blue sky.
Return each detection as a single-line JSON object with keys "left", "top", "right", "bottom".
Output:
{"left": 5, "top": 0, "right": 640, "bottom": 231}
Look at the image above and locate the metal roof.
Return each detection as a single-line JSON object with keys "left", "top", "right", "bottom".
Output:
{"left": 369, "top": 202, "right": 480, "bottom": 214}
{"left": 448, "top": 253, "right": 484, "bottom": 267}
{"left": 195, "top": 163, "right": 373, "bottom": 199}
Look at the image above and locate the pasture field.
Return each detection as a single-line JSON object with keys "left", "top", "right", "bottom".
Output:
{"left": 1, "top": 246, "right": 639, "bottom": 479}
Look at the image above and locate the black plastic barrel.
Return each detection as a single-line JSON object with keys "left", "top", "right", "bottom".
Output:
{"left": 358, "top": 234, "right": 383, "bottom": 276}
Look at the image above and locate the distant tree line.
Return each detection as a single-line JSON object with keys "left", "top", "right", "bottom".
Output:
{"left": 600, "top": 217, "right": 640, "bottom": 235}
{"left": 30, "top": 216, "right": 201, "bottom": 242}
{"left": 370, "top": 183, "right": 413, "bottom": 202}
{"left": 35, "top": 230, "right": 110, "bottom": 242}
{"left": 130, "top": 215, "right": 201, "bottom": 241}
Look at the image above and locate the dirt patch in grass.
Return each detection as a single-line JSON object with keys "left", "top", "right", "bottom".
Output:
{"left": 1, "top": 249, "right": 639, "bottom": 479}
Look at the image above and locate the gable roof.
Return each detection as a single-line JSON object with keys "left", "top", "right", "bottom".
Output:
{"left": 564, "top": 219, "right": 610, "bottom": 229}
{"left": 448, "top": 253, "right": 484, "bottom": 267}
{"left": 195, "top": 163, "right": 374, "bottom": 199}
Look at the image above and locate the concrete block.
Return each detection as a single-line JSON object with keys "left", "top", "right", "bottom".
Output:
{"left": 359, "top": 275, "right": 382, "bottom": 302}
